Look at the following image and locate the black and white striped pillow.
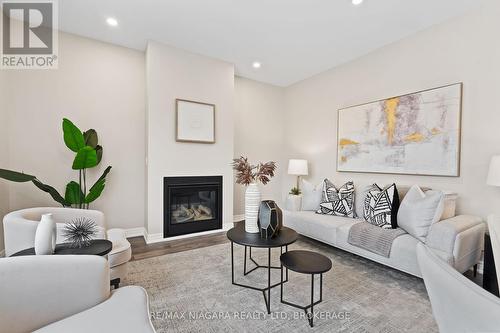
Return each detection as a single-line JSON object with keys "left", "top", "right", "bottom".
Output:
{"left": 363, "top": 183, "right": 400, "bottom": 229}
{"left": 316, "top": 179, "right": 356, "bottom": 218}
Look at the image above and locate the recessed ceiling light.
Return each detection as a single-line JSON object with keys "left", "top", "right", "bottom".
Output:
{"left": 106, "top": 17, "right": 118, "bottom": 27}
{"left": 252, "top": 61, "right": 261, "bottom": 69}
{"left": 352, "top": 0, "right": 363, "bottom": 5}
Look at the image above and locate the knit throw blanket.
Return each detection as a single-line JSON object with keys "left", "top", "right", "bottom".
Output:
{"left": 348, "top": 222, "right": 407, "bottom": 258}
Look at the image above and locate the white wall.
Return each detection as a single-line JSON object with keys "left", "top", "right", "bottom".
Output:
{"left": 146, "top": 41, "right": 234, "bottom": 236}
{"left": 234, "top": 77, "right": 286, "bottom": 216}
{"left": 0, "top": 71, "right": 8, "bottom": 252}
{"left": 4, "top": 32, "right": 146, "bottom": 230}
{"left": 283, "top": 2, "right": 500, "bottom": 217}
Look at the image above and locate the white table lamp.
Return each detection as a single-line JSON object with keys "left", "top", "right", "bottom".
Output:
{"left": 487, "top": 156, "right": 500, "bottom": 186}
{"left": 288, "top": 159, "right": 308, "bottom": 190}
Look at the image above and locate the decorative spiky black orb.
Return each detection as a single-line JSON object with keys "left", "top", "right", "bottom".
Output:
{"left": 62, "top": 217, "right": 98, "bottom": 248}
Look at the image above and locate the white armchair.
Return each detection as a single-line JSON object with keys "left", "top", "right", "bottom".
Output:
{"left": 0, "top": 255, "right": 155, "bottom": 333}
{"left": 3, "top": 207, "right": 131, "bottom": 287}
{"left": 416, "top": 243, "right": 500, "bottom": 333}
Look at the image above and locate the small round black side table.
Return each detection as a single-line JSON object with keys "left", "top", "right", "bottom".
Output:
{"left": 10, "top": 239, "right": 113, "bottom": 257}
{"left": 227, "top": 222, "right": 298, "bottom": 314}
{"left": 280, "top": 250, "right": 332, "bottom": 327}
{"left": 483, "top": 231, "right": 499, "bottom": 296}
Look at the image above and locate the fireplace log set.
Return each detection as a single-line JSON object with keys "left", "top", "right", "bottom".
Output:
{"left": 171, "top": 204, "right": 213, "bottom": 223}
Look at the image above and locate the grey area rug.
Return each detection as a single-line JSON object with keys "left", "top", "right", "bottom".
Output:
{"left": 123, "top": 238, "right": 438, "bottom": 333}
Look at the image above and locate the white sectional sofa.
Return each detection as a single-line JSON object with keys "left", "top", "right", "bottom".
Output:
{"left": 284, "top": 189, "right": 485, "bottom": 277}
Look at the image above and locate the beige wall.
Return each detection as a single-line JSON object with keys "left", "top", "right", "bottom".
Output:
{"left": 0, "top": 71, "right": 8, "bottom": 252}
{"left": 4, "top": 32, "right": 146, "bottom": 230}
{"left": 146, "top": 41, "right": 234, "bottom": 236}
{"left": 283, "top": 2, "right": 500, "bottom": 217}
{"left": 234, "top": 77, "right": 286, "bottom": 216}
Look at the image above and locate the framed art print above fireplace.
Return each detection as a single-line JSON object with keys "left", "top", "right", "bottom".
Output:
{"left": 176, "top": 99, "right": 216, "bottom": 144}
{"left": 164, "top": 176, "right": 223, "bottom": 238}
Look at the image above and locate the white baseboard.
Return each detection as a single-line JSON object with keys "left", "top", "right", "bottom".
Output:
{"left": 124, "top": 227, "right": 146, "bottom": 238}
{"left": 124, "top": 214, "right": 245, "bottom": 244}
{"left": 145, "top": 223, "right": 233, "bottom": 244}
{"left": 125, "top": 214, "right": 243, "bottom": 244}
{"left": 145, "top": 232, "right": 163, "bottom": 244}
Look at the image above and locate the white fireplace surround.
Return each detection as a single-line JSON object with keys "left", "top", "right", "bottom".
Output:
{"left": 146, "top": 42, "right": 234, "bottom": 240}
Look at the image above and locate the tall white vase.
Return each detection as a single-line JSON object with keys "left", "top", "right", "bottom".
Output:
{"left": 245, "top": 183, "right": 261, "bottom": 233}
{"left": 34, "top": 213, "right": 57, "bottom": 255}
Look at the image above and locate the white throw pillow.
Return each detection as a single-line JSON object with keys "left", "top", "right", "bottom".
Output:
{"left": 301, "top": 179, "right": 322, "bottom": 211}
{"left": 397, "top": 185, "right": 445, "bottom": 241}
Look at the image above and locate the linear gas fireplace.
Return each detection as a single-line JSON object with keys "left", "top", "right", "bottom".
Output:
{"left": 164, "top": 176, "right": 223, "bottom": 238}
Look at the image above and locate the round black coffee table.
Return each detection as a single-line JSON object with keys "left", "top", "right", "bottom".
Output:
{"left": 10, "top": 239, "right": 113, "bottom": 257}
{"left": 227, "top": 222, "right": 298, "bottom": 314}
{"left": 280, "top": 250, "right": 332, "bottom": 327}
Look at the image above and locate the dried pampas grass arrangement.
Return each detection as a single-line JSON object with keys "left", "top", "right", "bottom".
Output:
{"left": 232, "top": 156, "right": 276, "bottom": 186}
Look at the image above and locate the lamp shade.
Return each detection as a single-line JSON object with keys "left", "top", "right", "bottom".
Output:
{"left": 487, "top": 155, "right": 500, "bottom": 186}
{"left": 288, "top": 159, "right": 308, "bottom": 176}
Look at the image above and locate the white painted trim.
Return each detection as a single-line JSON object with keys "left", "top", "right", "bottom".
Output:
{"left": 233, "top": 214, "right": 244, "bottom": 222}
{"left": 124, "top": 227, "right": 146, "bottom": 238}
{"left": 125, "top": 218, "right": 238, "bottom": 244}
{"left": 145, "top": 223, "right": 233, "bottom": 244}
{"left": 146, "top": 232, "right": 163, "bottom": 244}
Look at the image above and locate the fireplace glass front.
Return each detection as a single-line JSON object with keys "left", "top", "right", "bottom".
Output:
{"left": 170, "top": 188, "right": 217, "bottom": 224}
{"left": 164, "top": 176, "right": 222, "bottom": 238}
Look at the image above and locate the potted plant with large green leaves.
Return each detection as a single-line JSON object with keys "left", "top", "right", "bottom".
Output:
{"left": 0, "top": 118, "right": 112, "bottom": 208}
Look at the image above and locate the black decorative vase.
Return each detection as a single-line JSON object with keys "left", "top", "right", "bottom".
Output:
{"left": 257, "top": 200, "right": 283, "bottom": 239}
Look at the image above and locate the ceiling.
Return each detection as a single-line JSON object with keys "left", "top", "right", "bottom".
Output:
{"left": 59, "top": 0, "right": 484, "bottom": 87}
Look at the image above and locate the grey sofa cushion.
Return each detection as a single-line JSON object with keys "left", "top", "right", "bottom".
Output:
{"left": 283, "top": 210, "right": 357, "bottom": 244}
{"left": 398, "top": 185, "right": 445, "bottom": 241}
{"left": 284, "top": 209, "right": 484, "bottom": 277}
